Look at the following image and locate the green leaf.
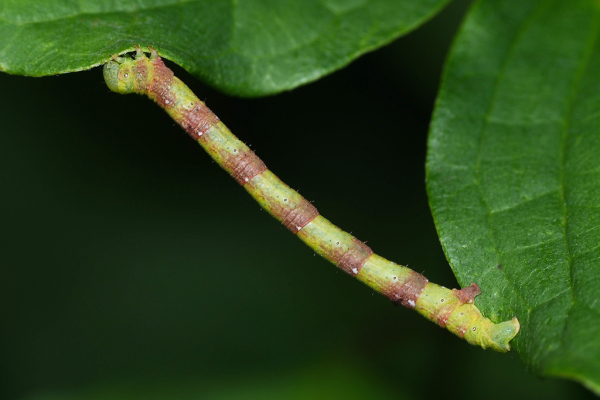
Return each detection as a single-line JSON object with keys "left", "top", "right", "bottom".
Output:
{"left": 0, "top": 0, "right": 450, "bottom": 96}
{"left": 427, "top": 0, "right": 600, "bottom": 392}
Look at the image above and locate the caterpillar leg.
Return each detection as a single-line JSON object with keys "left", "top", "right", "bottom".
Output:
{"left": 148, "top": 46, "right": 159, "bottom": 59}
{"left": 415, "top": 282, "right": 519, "bottom": 352}
{"left": 452, "top": 283, "right": 480, "bottom": 303}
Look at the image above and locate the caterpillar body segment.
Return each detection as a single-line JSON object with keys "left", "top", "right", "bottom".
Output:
{"left": 103, "top": 46, "right": 520, "bottom": 352}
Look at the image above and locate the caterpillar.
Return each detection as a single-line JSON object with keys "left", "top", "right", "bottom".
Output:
{"left": 103, "top": 46, "right": 520, "bottom": 352}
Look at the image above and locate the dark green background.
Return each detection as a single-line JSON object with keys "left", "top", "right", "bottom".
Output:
{"left": 0, "top": 1, "right": 594, "bottom": 398}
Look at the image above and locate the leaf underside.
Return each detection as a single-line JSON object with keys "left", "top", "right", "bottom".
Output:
{"left": 0, "top": 0, "right": 450, "bottom": 96}
{"left": 428, "top": 0, "right": 600, "bottom": 392}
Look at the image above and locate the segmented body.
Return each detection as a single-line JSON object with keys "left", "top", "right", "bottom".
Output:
{"left": 103, "top": 46, "right": 519, "bottom": 352}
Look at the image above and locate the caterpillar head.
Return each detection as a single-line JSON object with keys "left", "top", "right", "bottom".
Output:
{"left": 103, "top": 55, "right": 136, "bottom": 94}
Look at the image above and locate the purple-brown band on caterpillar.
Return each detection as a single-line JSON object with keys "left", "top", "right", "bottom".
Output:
{"left": 337, "top": 238, "right": 373, "bottom": 275}
{"left": 148, "top": 57, "right": 176, "bottom": 108}
{"left": 244, "top": 176, "right": 320, "bottom": 233}
{"left": 309, "top": 237, "right": 373, "bottom": 276}
{"left": 133, "top": 58, "right": 149, "bottom": 93}
{"left": 386, "top": 271, "right": 428, "bottom": 309}
{"left": 428, "top": 284, "right": 482, "bottom": 327}
{"left": 432, "top": 299, "right": 461, "bottom": 327}
{"left": 231, "top": 150, "right": 268, "bottom": 185}
{"left": 281, "top": 200, "right": 319, "bottom": 233}
{"left": 181, "top": 104, "right": 220, "bottom": 140}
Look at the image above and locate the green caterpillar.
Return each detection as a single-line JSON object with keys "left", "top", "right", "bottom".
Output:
{"left": 104, "top": 46, "right": 520, "bottom": 352}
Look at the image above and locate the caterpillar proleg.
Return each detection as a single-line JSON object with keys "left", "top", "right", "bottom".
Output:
{"left": 103, "top": 46, "right": 520, "bottom": 352}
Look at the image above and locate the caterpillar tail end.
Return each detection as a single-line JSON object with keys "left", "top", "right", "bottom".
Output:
{"left": 485, "top": 316, "right": 520, "bottom": 352}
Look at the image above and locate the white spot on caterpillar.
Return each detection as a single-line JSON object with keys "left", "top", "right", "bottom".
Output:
{"left": 198, "top": 132, "right": 203, "bottom": 136}
{"left": 296, "top": 226, "right": 301, "bottom": 231}
{"left": 165, "top": 100, "right": 170, "bottom": 104}
{"left": 408, "top": 300, "right": 415, "bottom": 307}
{"left": 244, "top": 178, "right": 249, "bottom": 182}
{"left": 352, "top": 268, "right": 358, "bottom": 274}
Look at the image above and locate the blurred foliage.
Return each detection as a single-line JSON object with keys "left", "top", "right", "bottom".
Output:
{"left": 19, "top": 358, "right": 404, "bottom": 400}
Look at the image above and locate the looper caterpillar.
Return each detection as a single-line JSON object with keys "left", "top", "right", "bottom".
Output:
{"left": 103, "top": 45, "right": 520, "bottom": 352}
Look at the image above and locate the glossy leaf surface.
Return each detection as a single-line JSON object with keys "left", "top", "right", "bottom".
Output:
{"left": 428, "top": 0, "right": 600, "bottom": 392}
